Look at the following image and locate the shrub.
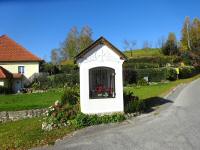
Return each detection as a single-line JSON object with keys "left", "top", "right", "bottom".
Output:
{"left": 0, "top": 86, "right": 11, "bottom": 94}
{"left": 137, "top": 78, "right": 149, "bottom": 86}
{"left": 65, "top": 73, "right": 79, "bottom": 86}
{"left": 123, "top": 62, "right": 160, "bottom": 69}
{"left": 123, "top": 90, "right": 145, "bottom": 113}
{"left": 195, "top": 66, "right": 200, "bottom": 73}
{"left": 179, "top": 66, "right": 198, "bottom": 79}
{"left": 42, "top": 101, "right": 80, "bottom": 131}
{"left": 123, "top": 69, "right": 137, "bottom": 85}
{"left": 166, "top": 67, "right": 177, "bottom": 81}
{"left": 61, "top": 87, "right": 79, "bottom": 106}
{"left": 31, "top": 73, "right": 51, "bottom": 90}
{"left": 123, "top": 67, "right": 181, "bottom": 85}
{"left": 31, "top": 72, "right": 79, "bottom": 90}
{"left": 70, "top": 113, "right": 125, "bottom": 128}
{"left": 60, "top": 64, "right": 78, "bottom": 74}
{"left": 40, "top": 62, "right": 60, "bottom": 75}
{"left": 136, "top": 68, "right": 168, "bottom": 82}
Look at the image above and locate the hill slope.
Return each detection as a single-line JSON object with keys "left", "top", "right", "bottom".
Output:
{"left": 124, "top": 48, "right": 162, "bottom": 58}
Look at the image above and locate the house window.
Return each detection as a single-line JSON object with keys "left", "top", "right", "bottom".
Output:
{"left": 18, "top": 66, "right": 24, "bottom": 74}
{"left": 89, "top": 67, "right": 115, "bottom": 99}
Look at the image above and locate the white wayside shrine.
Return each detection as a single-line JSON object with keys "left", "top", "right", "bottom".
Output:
{"left": 75, "top": 37, "right": 127, "bottom": 114}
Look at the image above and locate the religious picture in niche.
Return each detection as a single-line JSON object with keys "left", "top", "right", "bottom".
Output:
{"left": 89, "top": 67, "right": 115, "bottom": 99}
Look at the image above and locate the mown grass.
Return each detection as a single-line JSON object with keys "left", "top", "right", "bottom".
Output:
{"left": 124, "top": 48, "right": 162, "bottom": 58}
{"left": 0, "top": 117, "right": 75, "bottom": 150}
{"left": 0, "top": 89, "right": 63, "bottom": 111}
{"left": 124, "top": 74, "right": 200, "bottom": 100}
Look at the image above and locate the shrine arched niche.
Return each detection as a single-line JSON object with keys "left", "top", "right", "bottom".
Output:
{"left": 89, "top": 67, "right": 115, "bottom": 99}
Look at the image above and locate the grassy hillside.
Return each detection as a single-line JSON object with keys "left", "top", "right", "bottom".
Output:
{"left": 124, "top": 48, "right": 163, "bottom": 58}
{"left": 123, "top": 48, "right": 181, "bottom": 68}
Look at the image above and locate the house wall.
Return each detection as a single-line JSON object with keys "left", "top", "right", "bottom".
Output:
{"left": 0, "top": 62, "right": 39, "bottom": 79}
{"left": 0, "top": 80, "right": 4, "bottom": 86}
{"left": 77, "top": 45, "right": 124, "bottom": 114}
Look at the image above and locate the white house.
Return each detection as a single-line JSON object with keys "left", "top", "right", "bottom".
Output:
{"left": 0, "top": 35, "right": 42, "bottom": 92}
{"left": 75, "top": 36, "right": 127, "bottom": 114}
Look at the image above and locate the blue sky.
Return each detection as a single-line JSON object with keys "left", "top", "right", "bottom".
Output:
{"left": 0, "top": 0, "right": 199, "bottom": 61}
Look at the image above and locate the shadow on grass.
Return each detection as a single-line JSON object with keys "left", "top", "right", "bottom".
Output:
{"left": 143, "top": 97, "right": 173, "bottom": 113}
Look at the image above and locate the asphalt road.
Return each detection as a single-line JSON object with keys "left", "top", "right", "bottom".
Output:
{"left": 34, "top": 79, "right": 200, "bottom": 150}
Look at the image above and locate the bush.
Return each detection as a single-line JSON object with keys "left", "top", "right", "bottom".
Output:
{"left": 195, "top": 66, "right": 200, "bottom": 73}
{"left": 31, "top": 73, "right": 51, "bottom": 90}
{"left": 0, "top": 86, "right": 11, "bottom": 94}
{"left": 42, "top": 101, "right": 80, "bottom": 131}
{"left": 123, "top": 67, "right": 185, "bottom": 85}
{"left": 40, "top": 62, "right": 60, "bottom": 75}
{"left": 166, "top": 67, "right": 177, "bottom": 81}
{"left": 179, "top": 66, "right": 198, "bottom": 79}
{"left": 31, "top": 72, "right": 79, "bottom": 90}
{"left": 123, "top": 62, "right": 159, "bottom": 69}
{"left": 60, "top": 64, "right": 78, "bottom": 74}
{"left": 123, "top": 69, "right": 138, "bottom": 85}
{"left": 124, "top": 68, "right": 168, "bottom": 85}
{"left": 137, "top": 78, "right": 149, "bottom": 86}
{"left": 61, "top": 87, "right": 79, "bottom": 106}
{"left": 123, "top": 90, "right": 145, "bottom": 113}
{"left": 136, "top": 68, "right": 168, "bottom": 82}
{"left": 70, "top": 113, "right": 125, "bottom": 128}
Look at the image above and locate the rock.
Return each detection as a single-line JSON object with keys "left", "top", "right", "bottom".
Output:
{"left": 0, "top": 108, "right": 48, "bottom": 123}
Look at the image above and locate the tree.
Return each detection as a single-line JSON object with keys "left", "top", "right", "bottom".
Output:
{"left": 60, "top": 26, "right": 93, "bottom": 61}
{"left": 123, "top": 40, "right": 136, "bottom": 57}
{"left": 181, "top": 16, "right": 192, "bottom": 51}
{"left": 61, "top": 26, "right": 79, "bottom": 60}
{"left": 41, "top": 62, "right": 60, "bottom": 75}
{"left": 190, "top": 18, "right": 200, "bottom": 50}
{"left": 143, "top": 40, "right": 151, "bottom": 50}
{"left": 162, "top": 32, "right": 179, "bottom": 55}
{"left": 156, "top": 36, "right": 166, "bottom": 48}
{"left": 51, "top": 48, "right": 60, "bottom": 65}
{"left": 78, "top": 26, "right": 93, "bottom": 52}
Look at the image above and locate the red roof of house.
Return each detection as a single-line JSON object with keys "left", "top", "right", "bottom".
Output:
{"left": 0, "top": 35, "right": 42, "bottom": 62}
{"left": 0, "top": 66, "right": 12, "bottom": 79}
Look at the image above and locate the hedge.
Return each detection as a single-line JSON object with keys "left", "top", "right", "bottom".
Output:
{"left": 0, "top": 86, "right": 11, "bottom": 94}
{"left": 123, "top": 66, "right": 200, "bottom": 85}
{"left": 123, "top": 68, "right": 168, "bottom": 84}
{"left": 179, "top": 66, "right": 199, "bottom": 79}
{"left": 31, "top": 72, "right": 79, "bottom": 90}
{"left": 123, "top": 62, "right": 160, "bottom": 69}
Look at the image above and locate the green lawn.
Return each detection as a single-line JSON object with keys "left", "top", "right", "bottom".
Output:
{"left": 0, "top": 89, "right": 63, "bottom": 111}
{"left": 124, "top": 74, "right": 200, "bottom": 100}
{"left": 0, "top": 117, "right": 75, "bottom": 150}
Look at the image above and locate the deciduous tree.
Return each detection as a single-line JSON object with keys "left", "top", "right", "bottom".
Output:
{"left": 181, "top": 16, "right": 191, "bottom": 51}
{"left": 78, "top": 26, "right": 93, "bottom": 52}
{"left": 51, "top": 48, "right": 60, "bottom": 65}
{"left": 162, "top": 32, "right": 179, "bottom": 55}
